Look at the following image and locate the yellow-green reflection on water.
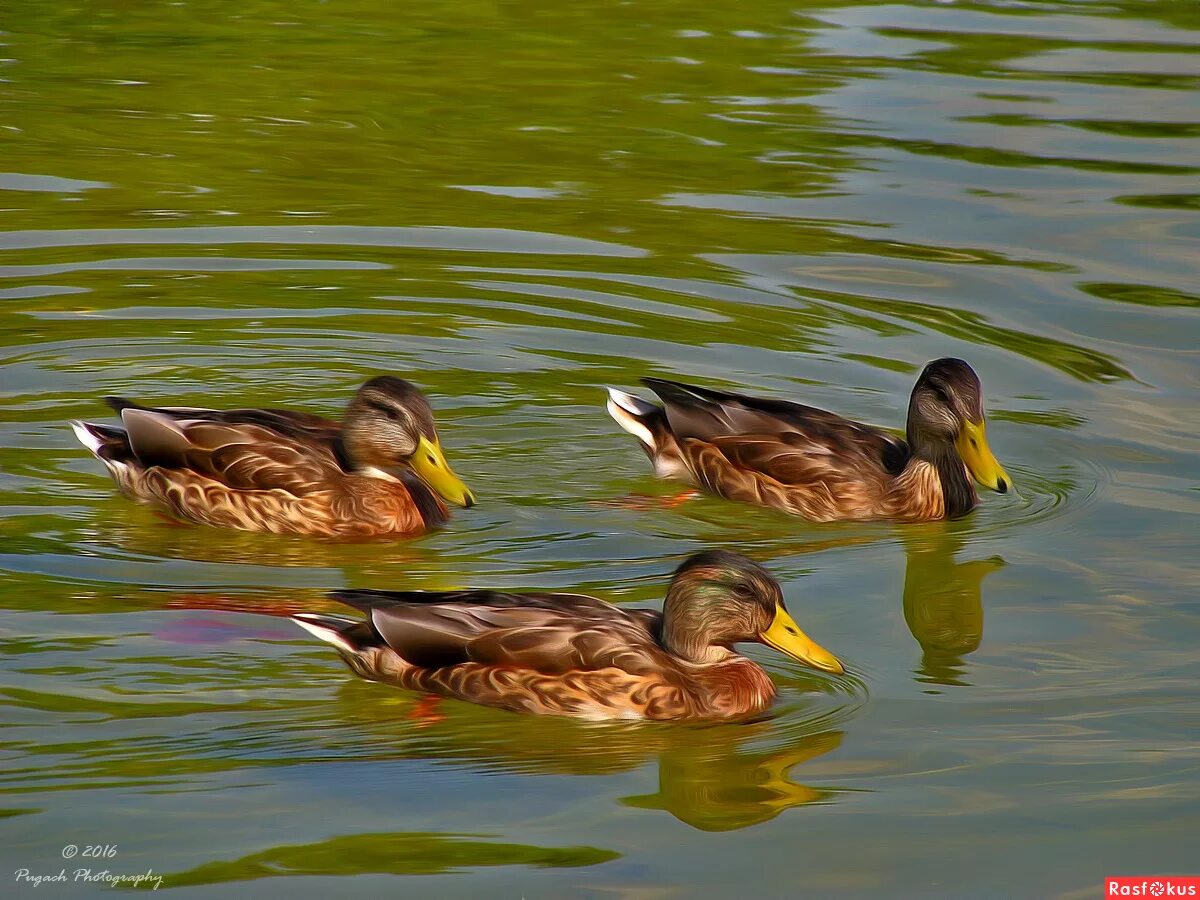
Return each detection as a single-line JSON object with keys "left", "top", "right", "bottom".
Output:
{"left": 2, "top": 0, "right": 1198, "bottom": 895}
{"left": 902, "top": 526, "right": 1004, "bottom": 689}
{"left": 162, "top": 832, "right": 619, "bottom": 888}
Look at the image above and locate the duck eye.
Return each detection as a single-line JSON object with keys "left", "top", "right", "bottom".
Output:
{"left": 931, "top": 386, "right": 950, "bottom": 406}
{"left": 370, "top": 401, "right": 401, "bottom": 420}
{"left": 732, "top": 583, "right": 754, "bottom": 599}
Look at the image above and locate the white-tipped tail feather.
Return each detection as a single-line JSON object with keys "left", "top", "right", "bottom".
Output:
{"left": 293, "top": 613, "right": 360, "bottom": 654}
{"left": 70, "top": 419, "right": 131, "bottom": 476}
{"left": 70, "top": 420, "right": 105, "bottom": 455}
{"left": 606, "top": 387, "right": 658, "bottom": 450}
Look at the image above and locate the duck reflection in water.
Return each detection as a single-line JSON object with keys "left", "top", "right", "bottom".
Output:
{"left": 901, "top": 524, "right": 1004, "bottom": 688}
{"left": 326, "top": 680, "right": 848, "bottom": 832}
{"left": 90, "top": 502, "right": 460, "bottom": 581}
{"left": 621, "top": 727, "right": 843, "bottom": 831}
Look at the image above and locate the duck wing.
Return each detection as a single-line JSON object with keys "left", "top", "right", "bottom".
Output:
{"left": 330, "top": 589, "right": 666, "bottom": 675}
{"left": 119, "top": 407, "right": 345, "bottom": 495}
{"left": 106, "top": 396, "right": 341, "bottom": 446}
{"left": 643, "top": 378, "right": 909, "bottom": 480}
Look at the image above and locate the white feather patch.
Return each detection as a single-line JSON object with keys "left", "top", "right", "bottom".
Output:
{"left": 606, "top": 387, "right": 656, "bottom": 416}
{"left": 69, "top": 420, "right": 104, "bottom": 455}
{"left": 606, "top": 389, "right": 657, "bottom": 450}
{"left": 359, "top": 466, "right": 401, "bottom": 482}
{"left": 293, "top": 614, "right": 358, "bottom": 654}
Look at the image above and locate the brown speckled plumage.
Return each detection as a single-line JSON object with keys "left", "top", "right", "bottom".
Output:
{"left": 70, "top": 376, "right": 473, "bottom": 538}
{"left": 294, "top": 550, "right": 842, "bottom": 721}
{"left": 607, "top": 358, "right": 1009, "bottom": 523}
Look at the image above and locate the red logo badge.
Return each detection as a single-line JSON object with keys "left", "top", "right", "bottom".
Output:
{"left": 1107, "top": 878, "right": 1200, "bottom": 897}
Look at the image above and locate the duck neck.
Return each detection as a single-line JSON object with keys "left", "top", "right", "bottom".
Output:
{"left": 330, "top": 435, "right": 357, "bottom": 472}
{"left": 338, "top": 409, "right": 376, "bottom": 472}
{"left": 661, "top": 590, "right": 735, "bottom": 665}
{"left": 905, "top": 437, "right": 976, "bottom": 519}
{"left": 398, "top": 470, "right": 449, "bottom": 527}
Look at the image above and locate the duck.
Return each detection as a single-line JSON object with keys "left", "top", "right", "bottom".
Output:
{"left": 606, "top": 357, "right": 1011, "bottom": 522}
{"left": 70, "top": 376, "right": 474, "bottom": 538}
{"left": 293, "top": 549, "right": 844, "bottom": 721}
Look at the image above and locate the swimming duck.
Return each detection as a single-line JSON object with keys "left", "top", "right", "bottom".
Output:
{"left": 293, "top": 549, "right": 844, "bottom": 720}
{"left": 606, "top": 358, "right": 1010, "bottom": 522}
{"left": 70, "top": 376, "right": 474, "bottom": 538}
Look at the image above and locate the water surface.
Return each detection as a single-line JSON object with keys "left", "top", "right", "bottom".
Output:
{"left": 2, "top": 1, "right": 1198, "bottom": 897}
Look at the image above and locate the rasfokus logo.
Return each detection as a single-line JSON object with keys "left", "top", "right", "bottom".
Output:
{"left": 1107, "top": 877, "right": 1200, "bottom": 897}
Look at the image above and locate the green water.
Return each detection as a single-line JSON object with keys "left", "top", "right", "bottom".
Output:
{"left": 2, "top": 0, "right": 1198, "bottom": 896}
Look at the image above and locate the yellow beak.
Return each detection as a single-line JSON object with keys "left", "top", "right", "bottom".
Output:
{"left": 760, "top": 604, "right": 844, "bottom": 675}
{"left": 956, "top": 419, "right": 1011, "bottom": 494}
{"left": 410, "top": 435, "right": 475, "bottom": 507}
